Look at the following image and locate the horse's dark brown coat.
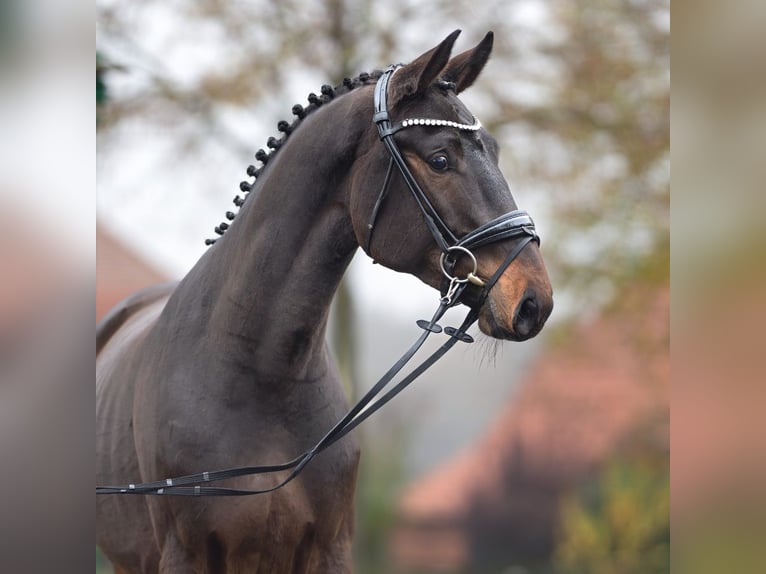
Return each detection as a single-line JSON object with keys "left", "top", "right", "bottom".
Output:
{"left": 97, "top": 31, "right": 553, "bottom": 573}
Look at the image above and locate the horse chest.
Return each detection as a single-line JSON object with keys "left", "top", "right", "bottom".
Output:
{"left": 161, "top": 432, "right": 359, "bottom": 572}
{"left": 140, "top": 366, "right": 360, "bottom": 555}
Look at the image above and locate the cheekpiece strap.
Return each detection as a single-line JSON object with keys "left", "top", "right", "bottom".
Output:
{"left": 373, "top": 67, "right": 458, "bottom": 252}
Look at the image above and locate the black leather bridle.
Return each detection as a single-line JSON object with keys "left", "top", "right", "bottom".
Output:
{"left": 369, "top": 65, "right": 540, "bottom": 310}
{"left": 96, "top": 66, "right": 541, "bottom": 497}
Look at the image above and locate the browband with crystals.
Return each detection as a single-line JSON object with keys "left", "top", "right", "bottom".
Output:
{"left": 381, "top": 115, "right": 482, "bottom": 139}
{"left": 400, "top": 116, "right": 482, "bottom": 130}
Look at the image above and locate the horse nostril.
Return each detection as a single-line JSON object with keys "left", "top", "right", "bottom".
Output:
{"left": 520, "top": 296, "right": 538, "bottom": 322}
{"left": 513, "top": 292, "right": 540, "bottom": 339}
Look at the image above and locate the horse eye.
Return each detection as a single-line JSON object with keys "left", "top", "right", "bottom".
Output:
{"left": 429, "top": 155, "right": 449, "bottom": 172}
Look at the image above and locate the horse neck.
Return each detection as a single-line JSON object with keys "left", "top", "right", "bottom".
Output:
{"left": 192, "top": 91, "right": 371, "bottom": 381}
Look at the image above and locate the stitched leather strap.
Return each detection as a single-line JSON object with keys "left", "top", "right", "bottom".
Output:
{"left": 97, "top": 293, "right": 477, "bottom": 496}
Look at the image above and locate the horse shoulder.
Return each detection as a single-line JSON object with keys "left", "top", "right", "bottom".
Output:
{"left": 97, "top": 281, "right": 178, "bottom": 354}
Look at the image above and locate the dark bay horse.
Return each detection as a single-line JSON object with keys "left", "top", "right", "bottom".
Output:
{"left": 97, "top": 31, "right": 553, "bottom": 573}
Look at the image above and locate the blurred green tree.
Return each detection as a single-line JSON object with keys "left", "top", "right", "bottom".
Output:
{"left": 499, "top": 0, "right": 670, "bottom": 314}
{"left": 555, "top": 453, "right": 669, "bottom": 574}
{"left": 97, "top": 0, "right": 668, "bottom": 313}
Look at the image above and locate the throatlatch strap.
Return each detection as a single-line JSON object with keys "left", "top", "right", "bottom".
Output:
{"left": 365, "top": 157, "right": 395, "bottom": 253}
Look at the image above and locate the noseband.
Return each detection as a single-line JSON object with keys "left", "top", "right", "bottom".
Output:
{"left": 369, "top": 65, "right": 540, "bottom": 309}
{"left": 96, "top": 67, "right": 543, "bottom": 498}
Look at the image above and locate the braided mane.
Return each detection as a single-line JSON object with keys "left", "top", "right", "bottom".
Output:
{"left": 205, "top": 70, "right": 384, "bottom": 245}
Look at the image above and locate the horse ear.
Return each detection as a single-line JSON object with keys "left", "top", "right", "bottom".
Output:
{"left": 442, "top": 31, "right": 494, "bottom": 93}
{"left": 390, "top": 30, "right": 461, "bottom": 104}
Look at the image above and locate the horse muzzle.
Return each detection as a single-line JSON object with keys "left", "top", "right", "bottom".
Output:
{"left": 475, "top": 243, "right": 554, "bottom": 342}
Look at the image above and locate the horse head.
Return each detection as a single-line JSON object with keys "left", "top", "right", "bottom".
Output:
{"left": 351, "top": 31, "right": 553, "bottom": 341}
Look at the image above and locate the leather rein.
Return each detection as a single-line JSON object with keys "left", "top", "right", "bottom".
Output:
{"left": 96, "top": 66, "right": 540, "bottom": 497}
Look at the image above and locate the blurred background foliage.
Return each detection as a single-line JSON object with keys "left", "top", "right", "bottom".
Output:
{"left": 555, "top": 448, "right": 669, "bottom": 574}
{"left": 97, "top": 0, "right": 668, "bottom": 572}
{"left": 97, "top": 0, "right": 668, "bottom": 314}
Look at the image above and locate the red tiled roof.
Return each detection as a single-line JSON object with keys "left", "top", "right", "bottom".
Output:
{"left": 393, "top": 286, "right": 669, "bottom": 568}
{"left": 96, "top": 225, "right": 168, "bottom": 321}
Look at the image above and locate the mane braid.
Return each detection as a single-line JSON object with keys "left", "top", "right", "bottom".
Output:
{"left": 204, "top": 70, "right": 384, "bottom": 245}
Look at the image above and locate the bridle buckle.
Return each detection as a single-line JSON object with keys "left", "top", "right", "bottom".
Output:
{"left": 439, "top": 245, "right": 486, "bottom": 304}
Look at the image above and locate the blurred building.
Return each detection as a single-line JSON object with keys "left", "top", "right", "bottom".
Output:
{"left": 96, "top": 225, "right": 168, "bottom": 322}
{"left": 391, "top": 286, "right": 669, "bottom": 571}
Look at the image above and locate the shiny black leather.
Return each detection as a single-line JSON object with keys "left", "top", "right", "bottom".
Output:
{"left": 372, "top": 66, "right": 541, "bottom": 308}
